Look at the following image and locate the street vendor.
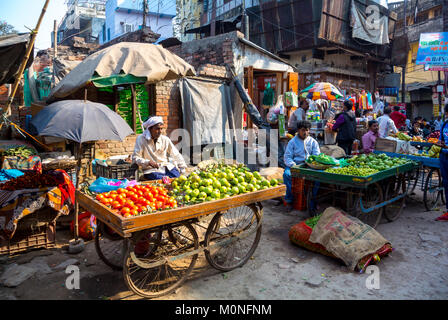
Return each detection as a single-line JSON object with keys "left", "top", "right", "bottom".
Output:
{"left": 408, "top": 120, "right": 424, "bottom": 138}
{"left": 283, "top": 120, "right": 320, "bottom": 211}
{"left": 132, "top": 116, "right": 187, "bottom": 180}
{"left": 435, "top": 105, "right": 448, "bottom": 221}
{"left": 332, "top": 100, "right": 356, "bottom": 156}
{"left": 361, "top": 120, "right": 379, "bottom": 154}
{"left": 377, "top": 107, "right": 399, "bottom": 138}
{"left": 288, "top": 99, "right": 310, "bottom": 135}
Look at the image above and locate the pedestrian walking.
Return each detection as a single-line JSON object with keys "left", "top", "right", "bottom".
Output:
{"left": 332, "top": 100, "right": 357, "bottom": 156}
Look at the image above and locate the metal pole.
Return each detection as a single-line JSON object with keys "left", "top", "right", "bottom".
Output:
{"left": 242, "top": 0, "right": 249, "bottom": 40}
{"left": 142, "top": 0, "right": 147, "bottom": 28}
{"left": 401, "top": 0, "right": 407, "bottom": 104}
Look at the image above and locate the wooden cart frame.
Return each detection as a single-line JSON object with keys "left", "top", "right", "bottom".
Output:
{"left": 291, "top": 162, "right": 419, "bottom": 228}
{"left": 76, "top": 185, "right": 286, "bottom": 298}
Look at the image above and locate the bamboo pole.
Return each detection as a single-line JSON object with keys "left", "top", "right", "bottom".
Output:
{"left": 1, "top": 0, "right": 51, "bottom": 121}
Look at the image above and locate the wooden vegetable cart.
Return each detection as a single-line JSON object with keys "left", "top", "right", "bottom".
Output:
{"left": 374, "top": 150, "right": 444, "bottom": 211}
{"left": 291, "top": 161, "right": 419, "bottom": 228}
{"left": 76, "top": 184, "right": 286, "bottom": 298}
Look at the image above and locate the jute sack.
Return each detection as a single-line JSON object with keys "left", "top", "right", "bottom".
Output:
{"left": 309, "top": 207, "right": 391, "bottom": 271}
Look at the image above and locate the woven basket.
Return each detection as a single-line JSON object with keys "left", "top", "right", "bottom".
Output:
{"left": 306, "top": 162, "right": 333, "bottom": 170}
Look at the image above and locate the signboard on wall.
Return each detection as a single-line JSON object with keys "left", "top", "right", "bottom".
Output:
{"left": 416, "top": 32, "right": 448, "bottom": 65}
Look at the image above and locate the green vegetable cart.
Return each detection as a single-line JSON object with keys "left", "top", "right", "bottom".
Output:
{"left": 291, "top": 160, "right": 419, "bottom": 228}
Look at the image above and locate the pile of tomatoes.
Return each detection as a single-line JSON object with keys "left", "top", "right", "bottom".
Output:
{"left": 95, "top": 184, "right": 177, "bottom": 218}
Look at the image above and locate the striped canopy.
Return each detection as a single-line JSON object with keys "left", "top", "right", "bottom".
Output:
{"left": 299, "top": 82, "right": 344, "bottom": 101}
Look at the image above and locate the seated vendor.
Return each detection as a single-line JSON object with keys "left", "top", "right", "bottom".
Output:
{"left": 361, "top": 120, "right": 379, "bottom": 154}
{"left": 132, "top": 116, "right": 187, "bottom": 180}
{"left": 283, "top": 120, "right": 320, "bottom": 212}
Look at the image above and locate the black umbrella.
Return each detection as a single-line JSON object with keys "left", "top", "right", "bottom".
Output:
{"left": 31, "top": 100, "right": 134, "bottom": 249}
{"left": 30, "top": 100, "right": 134, "bottom": 143}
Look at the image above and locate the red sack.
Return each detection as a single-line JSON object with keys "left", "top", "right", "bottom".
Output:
{"left": 70, "top": 212, "right": 97, "bottom": 240}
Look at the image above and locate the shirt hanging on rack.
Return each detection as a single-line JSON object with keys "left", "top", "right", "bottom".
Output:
{"left": 262, "top": 82, "right": 275, "bottom": 107}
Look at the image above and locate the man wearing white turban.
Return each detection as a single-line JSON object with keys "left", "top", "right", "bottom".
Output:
{"left": 132, "top": 116, "right": 187, "bottom": 180}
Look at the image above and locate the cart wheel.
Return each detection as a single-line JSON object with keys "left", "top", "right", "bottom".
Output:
{"left": 383, "top": 175, "right": 407, "bottom": 222}
{"left": 94, "top": 221, "right": 124, "bottom": 271}
{"left": 353, "top": 182, "right": 383, "bottom": 229}
{"left": 204, "top": 204, "right": 262, "bottom": 272}
{"left": 123, "top": 223, "right": 198, "bottom": 298}
{"left": 424, "top": 168, "right": 445, "bottom": 211}
{"left": 406, "top": 167, "right": 420, "bottom": 195}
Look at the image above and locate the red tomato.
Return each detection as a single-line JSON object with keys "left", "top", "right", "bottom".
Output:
{"left": 129, "top": 194, "right": 139, "bottom": 202}
{"left": 136, "top": 205, "right": 144, "bottom": 213}
{"left": 111, "top": 201, "right": 121, "bottom": 209}
{"left": 96, "top": 194, "right": 105, "bottom": 201}
{"left": 117, "top": 188, "right": 127, "bottom": 194}
{"left": 123, "top": 213, "right": 132, "bottom": 218}
{"left": 124, "top": 200, "right": 135, "bottom": 208}
{"left": 121, "top": 207, "right": 131, "bottom": 215}
{"left": 136, "top": 190, "right": 144, "bottom": 197}
{"left": 130, "top": 209, "right": 138, "bottom": 216}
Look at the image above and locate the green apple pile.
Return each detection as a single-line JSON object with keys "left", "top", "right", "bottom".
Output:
{"left": 324, "top": 153, "right": 416, "bottom": 177}
{"left": 170, "top": 164, "right": 279, "bottom": 205}
{"left": 346, "top": 153, "right": 413, "bottom": 171}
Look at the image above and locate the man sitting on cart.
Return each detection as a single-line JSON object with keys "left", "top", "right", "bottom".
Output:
{"left": 283, "top": 120, "right": 320, "bottom": 212}
{"left": 132, "top": 116, "right": 187, "bottom": 180}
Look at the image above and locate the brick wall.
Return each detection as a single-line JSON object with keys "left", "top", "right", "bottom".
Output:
{"left": 95, "top": 135, "right": 137, "bottom": 157}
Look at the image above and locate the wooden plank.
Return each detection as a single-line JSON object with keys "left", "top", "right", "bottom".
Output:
{"left": 77, "top": 185, "right": 286, "bottom": 236}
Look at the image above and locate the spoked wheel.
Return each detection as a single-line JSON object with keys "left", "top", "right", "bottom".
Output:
{"left": 353, "top": 182, "right": 384, "bottom": 229}
{"left": 424, "top": 168, "right": 445, "bottom": 211}
{"left": 406, "top": 167, "right": 420, "bottom": 195}
{"left": 123, "top": 223, "right": 198, "bottom": 298}
{"left": 204, "top": 204, "right": 262, "bottom": 272}
{"left": 94, "top": 221, "right": 125, "bottom": 270}
{"left": 383, "top": 175, "right": 407, "bottom": 222}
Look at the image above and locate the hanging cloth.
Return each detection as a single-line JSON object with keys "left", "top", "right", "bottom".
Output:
{"left": 262, "top": 82, "right": 275, "bottom": 107}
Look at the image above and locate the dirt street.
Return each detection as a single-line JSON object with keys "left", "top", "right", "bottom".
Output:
{"left": 1, "top": 189, "right": 448, "bottom": 300}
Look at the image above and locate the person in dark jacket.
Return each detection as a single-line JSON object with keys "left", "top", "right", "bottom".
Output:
{"left": 332, "top": 100, "right": 357, "bottom": 156}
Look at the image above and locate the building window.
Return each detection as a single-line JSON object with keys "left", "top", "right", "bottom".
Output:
{"left": 102, "top": 24, "right": 106, "bottom": 42}
{"left": 433, "top": 7, "right": 442, "bottom": 19}
{"left": 416, "top": 11, "right": 429, "bottom": 24}
{"left": 107, "top": 28, "right": 110, "bottom": 41}
{"left": 123, "top": 24, "right": 134, "bottom": 33}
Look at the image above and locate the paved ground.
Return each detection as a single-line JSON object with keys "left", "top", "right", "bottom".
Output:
{"left": 1, "top": 189, "right": 447, "bottom": 300}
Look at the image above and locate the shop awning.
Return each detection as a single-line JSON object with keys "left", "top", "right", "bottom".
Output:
{"left": 48, "top": 42, "right": 196, "bottom": 101}
{"left": 0, "top": 33, "right": 33, "bottom": 86}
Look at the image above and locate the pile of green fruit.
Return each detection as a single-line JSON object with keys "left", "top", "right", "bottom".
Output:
{"left": 324, "top": 153, "right": 416, "bottom": 177}
{"left": 1, "top": 146, "right": 37, "bottom": 158}
{"left": 345, "top": 153, "right": 413, "bottom": 171}
{"left": 170, "top": 164, "right": 279, "bottom": 205}
{"left": 325, "top": 166, "right": 379, "bottom": 177}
